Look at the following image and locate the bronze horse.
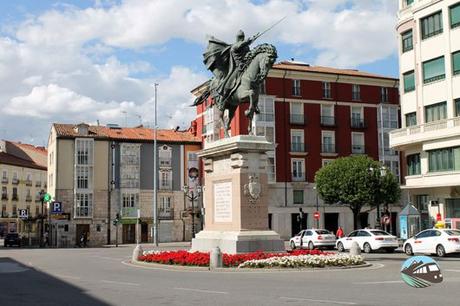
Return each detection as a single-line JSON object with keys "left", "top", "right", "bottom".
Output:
{"left": 194, "top": 44, "right": 277, "bottom": 137}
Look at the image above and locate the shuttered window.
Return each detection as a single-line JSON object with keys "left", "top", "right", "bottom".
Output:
{"left": 423, "top": 57, "right": 445, "bottom": 84}
{"left": 421, "top": 11, "right": 443, "bottom": 39}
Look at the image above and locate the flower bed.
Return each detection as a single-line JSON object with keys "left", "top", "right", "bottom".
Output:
{"left": 138, "top": 249, "right": 332, "bottom": 268}
{"left": 238, "top": 254, "right": 364, "bottom": 269}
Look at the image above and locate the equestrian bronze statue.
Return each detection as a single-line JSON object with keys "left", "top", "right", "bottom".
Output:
{"left": 193, "top": 29, "right": 278, "bottom": 137}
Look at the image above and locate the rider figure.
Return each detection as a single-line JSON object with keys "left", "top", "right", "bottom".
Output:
{"left": 231, "top": 30, "right": 257, "bottom": 72}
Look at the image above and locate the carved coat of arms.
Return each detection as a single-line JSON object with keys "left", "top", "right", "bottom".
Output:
{"left": 244, "top": 175, "right": 261, "bottom": 203}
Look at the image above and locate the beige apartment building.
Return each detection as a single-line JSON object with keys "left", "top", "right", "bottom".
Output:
{"left": 0, "top": 140, "right": 47, "bottom": 240}
{"left": 391, "top": 0, "right": 460, "bottom": 230}
{"left": 48, "top": 123, "right": 202, "bottom": 247}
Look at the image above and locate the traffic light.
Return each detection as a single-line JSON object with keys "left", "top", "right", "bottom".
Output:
{"left": 113, "top": 213, "right": 120, "bottom": 226}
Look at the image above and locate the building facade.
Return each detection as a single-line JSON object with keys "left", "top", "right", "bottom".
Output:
{"left": 391, "top": 0, "right": 460, "bottom": 230}
{"left": 0, "top": 140, "right": 47, "bottom": 241}
{"left": 48, "top": 123, "right": 202, "bottom": 247}
{"left": 193, "top": 61, "right": 402, "bottom": 238}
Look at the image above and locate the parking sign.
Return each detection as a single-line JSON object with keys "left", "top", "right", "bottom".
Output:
{"left": 18, "top": 209, "right": 28, "bottom": 219}
{"left": 51, "top": 201, "right": 63, "bottom": 214}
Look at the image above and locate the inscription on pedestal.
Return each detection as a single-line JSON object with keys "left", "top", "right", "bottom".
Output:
{"left": 214, "top": 181, "right": 232, "bottom": 223}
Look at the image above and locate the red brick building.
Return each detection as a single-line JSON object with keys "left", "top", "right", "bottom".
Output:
{"left": 192, "top": 61, "right": 401, "bottom": 238}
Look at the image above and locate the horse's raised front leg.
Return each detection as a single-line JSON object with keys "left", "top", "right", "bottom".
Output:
{"left": 244, "top": 89, "right": 255, "bottom": 118}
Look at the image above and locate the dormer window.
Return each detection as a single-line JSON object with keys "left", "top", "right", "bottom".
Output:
{"left": 74, "top": 123, "right": 89, "bottom": 136}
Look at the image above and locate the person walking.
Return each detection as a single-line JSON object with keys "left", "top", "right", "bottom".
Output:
{"left": 336, "top": 226, "right": 344, "bottom": 239}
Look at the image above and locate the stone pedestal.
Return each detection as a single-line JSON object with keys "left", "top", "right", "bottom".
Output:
{"left": 191, "top": 135, "right": 284, "bottom": 254}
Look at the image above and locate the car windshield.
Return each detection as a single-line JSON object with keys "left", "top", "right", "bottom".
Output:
{"left": 315, "top": 230, "right": 331, "bottom": 235}
{"left": 445, "top": 230, "right": 460, "bottom": 236}
{"left": 369, "top": 230, "right": 391, "bottom": 236}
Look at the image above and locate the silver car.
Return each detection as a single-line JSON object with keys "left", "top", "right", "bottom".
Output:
{"left": 290, "top": 229, "right": 336, "bottom": 250}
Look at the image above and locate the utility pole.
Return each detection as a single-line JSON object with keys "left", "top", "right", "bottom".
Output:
{"left": 153, "top": 83, "right": 159, "bottom": 247}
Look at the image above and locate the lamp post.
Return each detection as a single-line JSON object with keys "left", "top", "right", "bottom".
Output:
{"left": 369, "top": 166, "right": 387, "bottom": 229}
{"left": 152, "top": 83, "right": 159, "bottom": 247}
{"left": 182, "top": 185, "right": 202, "bottom": 239}
{"left": 39, "top": 189, "right": 45, "bottom": 247}
{"left": 313, "top": 186, "right": 320, "bottom": 228}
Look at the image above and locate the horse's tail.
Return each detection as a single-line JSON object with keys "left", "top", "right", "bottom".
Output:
{"left": 192, "top": 89, "right": 210, "bottom": 106}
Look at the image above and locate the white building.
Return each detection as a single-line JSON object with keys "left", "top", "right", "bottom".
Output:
{"left": 390, "top": 0, "right": 460, "bottom": 229}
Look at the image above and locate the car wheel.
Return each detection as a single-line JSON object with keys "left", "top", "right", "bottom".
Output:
{"left": 363, "top": 243, "right": 372, "bottom": 253}
{"left": 337, "top": 242, "right": 345, "bottom": 252}
{"left": 404, "top": 244, "right": 413, "bottom": 256}
{"left": 290, "top": 241, "right": 296, "bottom": 250}
{"left": 308, "top": 241, "right": 314, "bottom": 250}
{"left": 436, "top": 244, "right": 446, "bottom": 257}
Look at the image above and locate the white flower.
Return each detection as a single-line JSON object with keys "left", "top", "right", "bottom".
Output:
{"left": 238, "top": 254, "right": 364, "bottom": 269}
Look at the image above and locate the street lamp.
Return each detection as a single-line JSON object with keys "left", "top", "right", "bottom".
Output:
{"left": 152, "top": 83, "right": 159, "bottom": 247}
{"left": 182, "top": 185, "right": 202, "bottom": 239}
{"left": 313, "top": 186, "right": 320, "bottom": 228}
{"left": 369, "top": 165, "right": 387, "bottom": 229}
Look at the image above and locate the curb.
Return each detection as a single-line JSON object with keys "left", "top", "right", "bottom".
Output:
{"left": 128, "top": 259, "right": 372, "bottom": 273}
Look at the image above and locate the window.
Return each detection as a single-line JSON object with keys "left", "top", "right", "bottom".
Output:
{"left": 421, "top": 11, "right": 443, "bottom": 39}
{"left": 415, "top": 195, "right": 429, "bottom": 212}
{"left": 425, "top": 101, "right": 447, "bottom": 122}
{"left": 292, "top": 79, "right": 301, "bottom": 96}
{"left": 159, "top": 145, "right": 172, "bottom": 167}
{"left": 451, "top": 2, "right": 460, "bottom": 29}
{"left": 351, "top": 132, "right": 365, "bottom": 154}
{"left": 352, "top": 84, "right": 360, "bottom": 101}
{"left": 255, "top": 126, "right": 275, "bottom": 143}
{"left": 267, "top": 156, "right": 276, "bottom": 183}
{"left": 453, "top": 51, "right": 460, "bottom": 75}
{"left": 323, "top": 82, "right": 331, "bottom": 99}
{"left": 160, "top": 170, "right": 172, "bottom": 189}
{"left": 320, "top": 105, "right": 335, "bottom": 126}
{"left": 379, "top": 106, "right": 398, "bottom": 128}
{"left": 260, "top": 80, "right": 266, "bottom": 94}
{"left": 403, "top": 71, "right": 415, "bottom": 92}
{"left": 446, "top": 199, "right": 460, "bottom": 218}
{"left": 322, "top": 159, "right": 334, "bottom": 167}
{"left": 455, "top": 98, "right": 460, "bottom": 117}
{"left": 401, "top": 30, "right": 413, "bottom": 52}
{"left": 405, "top": 112, "right": 417, "bottom": 127}
{"left": 290, "top": 102, "right": 304, "bottom": 124}
{"left": 351, "top": 106, "right": 364, "bottom": 128}
{"left": 293, "top": 190, "right": 304, "bottom": 204}
{"left": 291, "top": 159, "right": 305, "bottom": 181}
{"left": 76, "top": 167, "right": 91, "bottom": 189}
{"left": 291, "top": 130, "right": 304, "bottom": 152}
{"left": 122, "top": 193, "right": 138, "bottom": 208}
{"left": 321, "top": 131, "right": 335, "bottom": 153}
{"left": 12, "top": 187, "right": 18, "bottom": 200}
{"left": 256, "top": 96, "right": 274, "bottom": 122}
{"left": 76, "top": 139, "right": 93, "bottom": 165}
{"left": 12, "top": 205, "right": 17, "bottom": 216}
{"left": 1, "top": 186, "right": 6, "bottom": 200}
{"left": 406, "top": 0, "right": 414, "bottom": 6}
{"left": 381, "top": 87, "right": 389, "bottom": 103}
{"left": 423, "top": 56, "right": 445, "bottom": 84}
{"left": 75, "top": 193, "right": 92, "bottom": 217}
{"left": 159, "top": 196, "right": 172, "bottom": 215}
{"left": 407, "top": 154, "right": 421, "bottom": 175}
{"left": 121, "top": 144, "right": 140, "bottom": 165}
{"left": 428, "top": 147, "right": 460, "bottom": 172}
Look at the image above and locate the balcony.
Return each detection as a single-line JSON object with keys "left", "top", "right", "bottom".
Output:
{"left": 121, "top": 207, "right": 138, "bottom": 218}
{"left": 25, "top": 180, "right": 32, "bottom": 186}
{"left": 1, "top": 177, "right": 8, "bottom": 184}
{"left": 290, "top": 114, "right": 305, "bottom": 125}
{"left": 12, "top": 195, "right": 18, "bottom": 201}
{"left": 351, "top": 145, "right": 366, "bottom": 154}
{"left": 321, "top": 143, "right": 337, "bottom": 154}
{"left": 159, "top": 159, "right": 171, "bottom": 168}
{"left": 291, "top": 142, "right": 306, "bottom": 153}
{"left": 351, "top": 118, "right": 367, "bottom": 129}
{"left": 291, "top": 172, "right": 306, "bottom": 182}
{"left": 1, "top": 211, "right": 8, "bottom": 218}
{"left": 390, "top": 117, "right": 460, "bottom": 150}
{"left": 12, "top": 178, "right": 19, "bottom": 185}
{"left": 26, "top": 195, "right": 32, "bottom": 202}
{"left": 159, "top": 208, "right": 174, "bottom": 220}
{"left": 35, "top": 181, "right": 41, "bottom": 187}
{"left": 321, "top": 116, "right": 336, "bottom": 127}
{"left": 1, "top": 195, "right": 7, "bottom": 201}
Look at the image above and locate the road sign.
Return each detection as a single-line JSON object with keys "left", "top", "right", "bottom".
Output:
{"left": 43, "top": 193, "right": 52, "bottom": 202}
{"left": 314, "top": 211, "right": 320, "bottom": 220}
{"left": 18, "top": 209, "right": 28, "bottom": 219}
{"left": 51, "top": 201, "right": 63, "bottom": 214}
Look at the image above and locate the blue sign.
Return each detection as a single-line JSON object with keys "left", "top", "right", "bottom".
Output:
{"left": 400, "top": 215, "right": 408, "bottom": 240}
{"left": 401, "top": 256, "right": 443, "bottom": 288}
{"left": 51, "top": 201, "right": 63, "bottom": 214}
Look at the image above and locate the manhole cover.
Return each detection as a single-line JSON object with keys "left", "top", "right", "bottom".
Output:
{"left": 0, "top": 262, "right": 29, "bottom": 273}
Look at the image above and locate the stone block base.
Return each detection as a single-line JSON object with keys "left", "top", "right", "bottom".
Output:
{"left": 191, "top": 230, "right": 285, "bottom": 254}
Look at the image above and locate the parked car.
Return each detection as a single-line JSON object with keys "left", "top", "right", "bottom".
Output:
{"left": 403, "top": 229, "right": 460, "bottom": 257}
{"left": 336, "top": 229, "right": 398, "bottom": 253}
{"left": 4, "top": 233, "right": 21, "bottom": 247}
{"left": 289, "top": 229, "right": 336, "bottom": 250}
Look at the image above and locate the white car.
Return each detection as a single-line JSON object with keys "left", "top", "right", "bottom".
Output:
{"left": 336, "top": 229, "right": 398, "bottom": 253}
{"left": 403, "top": 229, "right": 460, "bottom": 257}
{"left": 289, "top": 229, "right": 336, "bottom": 250}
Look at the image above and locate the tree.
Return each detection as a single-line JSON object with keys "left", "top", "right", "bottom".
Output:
{"left": 314, "top": 156, "right": 401, "bottom": 230}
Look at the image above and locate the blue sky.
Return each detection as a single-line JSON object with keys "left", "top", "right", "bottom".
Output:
{"left": 0, "top": 0, "right": 400, "bottom": 145}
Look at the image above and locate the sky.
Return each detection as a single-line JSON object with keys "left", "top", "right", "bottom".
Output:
{"left": 0, "top": 0, "right": 400, "bottom": 146}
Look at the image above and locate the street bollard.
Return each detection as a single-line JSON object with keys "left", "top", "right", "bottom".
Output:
{"left": 350, "top": 241, "right": 361, "bottom": 256}
{"left": 132, "top": 244, "right": 144, "bottom": 262}
{"left": 210, "top": 247, "right": 223, "bottom": 269}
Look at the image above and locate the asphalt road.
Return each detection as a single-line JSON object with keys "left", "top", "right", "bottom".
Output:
{"left": 1, "top": 244, "right": 459, "bottom": 306}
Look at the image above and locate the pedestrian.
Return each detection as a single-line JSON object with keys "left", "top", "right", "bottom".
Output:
{"left": 336, "top": 226, "right": 344, "bottom": 239}
{"left": 83, "top": 232, "right": 88, "bottom": 247}
{"left": 44, "top": 232, "right": 49, "bottom": 247}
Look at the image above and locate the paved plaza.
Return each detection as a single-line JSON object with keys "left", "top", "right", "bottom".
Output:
{"left": 1, "top": 244, "right": 459, "bottom": 306}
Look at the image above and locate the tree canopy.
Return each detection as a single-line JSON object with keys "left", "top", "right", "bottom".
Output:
{"left": 315, "top": 155, "right": 401, "bottom": 229}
